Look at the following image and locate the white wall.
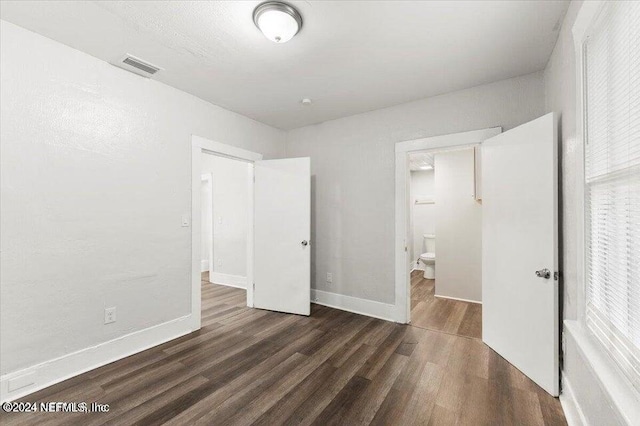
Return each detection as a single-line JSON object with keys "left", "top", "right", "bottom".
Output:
{"left": 545, "top": 2, "right": 638, "bottom": 425}
{"left": 201, "top": 154, "right": 249, "bottom": 282}
{"left": 410, "top": 170, "right": 435, "bottom": 267}
{"left": 286, "top": 71, "right": 545, "bottom": 304}
{"left": 0, "top": 20, "right": 285, "bottom": 386}
{"left": 434, "top": 148, "right": 482, "bottom": 302}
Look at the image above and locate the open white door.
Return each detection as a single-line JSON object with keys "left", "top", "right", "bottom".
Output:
{"left": 254, "top": 157, "right": 310, "bottom": 315}
{"left": 482, "top": 113, "right": 559, "bottom": 396}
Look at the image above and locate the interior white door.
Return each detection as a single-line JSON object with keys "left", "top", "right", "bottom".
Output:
{"left": 254, "top": 157, "right": 311, "bottom": 315}
{"left": 482, "top": 112, "right": 559, "bottom": 396}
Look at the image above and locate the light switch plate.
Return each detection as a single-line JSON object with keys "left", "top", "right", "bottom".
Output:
{"left": 181, "top": 214, "right": 190, "bottom": 227}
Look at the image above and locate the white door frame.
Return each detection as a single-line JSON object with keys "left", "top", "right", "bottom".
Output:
{"left": 191, "top": 135, "right": 263, "bottom": 331}
{"left": 394, "top": 127, "right": 502, "bottom": 323}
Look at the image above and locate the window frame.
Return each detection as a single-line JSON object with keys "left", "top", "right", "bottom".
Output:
{"left": 574, "top": 1, "right": 600, "bottom": 330}
{"left": 573, "top": 0, "right": 640, "bottom": 391}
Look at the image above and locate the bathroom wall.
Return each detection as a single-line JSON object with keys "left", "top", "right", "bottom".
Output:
{"left": 410, "top": 170, "right": 435, "bottom": 268}
{"left": 434, "top": 148, "right": 482, "bottom": 302}
{"left": 0, "top": 21, "right": 285, "bottom": 396}
{"left": 201, "top": 154, "right": 249, "bottom": 286}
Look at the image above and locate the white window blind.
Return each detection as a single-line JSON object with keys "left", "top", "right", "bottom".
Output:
{"left": 585, "top": 1, "right": 640, "bottom": 390}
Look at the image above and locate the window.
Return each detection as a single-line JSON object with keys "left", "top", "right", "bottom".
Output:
{"left": 584, "top": 1, "right": 640, "bottom": 390}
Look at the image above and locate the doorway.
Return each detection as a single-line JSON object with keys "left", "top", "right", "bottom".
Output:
{"left": 408, "top": 146, "right": 483, "bottom": 338}
{"left": 190, "top": 136, "right": 261, "bottom": 331}
{"left": 393, "top": 127, "right": 501, "bottom": 325}
{"left": 191, "top": 135, "right": 312, "bottom": 332}
{"left": 200, "top": 154, "right": 251, "bottom": 289}
{"left": 199, "top": 152, "right": 253, "bottom": 324}
{"left": 395, "top": 114, "right": 560, "bottom": 396}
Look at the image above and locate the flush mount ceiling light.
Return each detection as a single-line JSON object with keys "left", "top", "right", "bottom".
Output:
{"left": 420, "top": 165, "right": 433, "bottom": 170}
{"left": 253, "top": 1, "right": 303, "bottom": 43}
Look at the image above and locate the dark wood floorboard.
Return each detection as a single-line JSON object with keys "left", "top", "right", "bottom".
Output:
{"left": 410, "top": 269, "right": 483, "bottom": 339}
{"left": 0, "top": 272, "right": 565, "bottom": 425}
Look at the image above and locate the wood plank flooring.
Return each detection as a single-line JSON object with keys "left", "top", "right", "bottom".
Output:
{"left": 0, "top": 273, "right": 566, "bottom": 425}
{"left": 410, "top": 270, "right": 482, "bottom": 339}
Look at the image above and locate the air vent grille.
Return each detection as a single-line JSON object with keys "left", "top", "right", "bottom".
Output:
{"left": 122, "top": 56, "right": 160, "bottom": 75}
{"left": 112, "top": 54, "right": 162, "bottom": 78}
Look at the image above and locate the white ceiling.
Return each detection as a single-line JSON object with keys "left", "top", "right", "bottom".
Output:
{"left": 0, "top": 1, "right": 569, "bottom": 130}
{"left": 410, "top": 152, "right": 435, "bottom": 171}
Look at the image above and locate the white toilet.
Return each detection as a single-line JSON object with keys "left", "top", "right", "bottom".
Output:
{"left": 419, "top": 234, "right": 436, "bottom": 279}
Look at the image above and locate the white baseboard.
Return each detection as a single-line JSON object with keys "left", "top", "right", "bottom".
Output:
{"left": 209, "top": 272, "right": 247, "bottom": 289}
{"left": 311, "top": 289, "right": 395, "bottom": 322}
{"left": 201, "top": 260, "right": 209, "bottom": 272}
{"left": 560, "top": 375, "right": 587, "bottom": 426}
{"left": 434, "top": 294, "right": 482, "bottom": 304}
{"left": 0, "top": 315, "right": 194, "bottom": 403}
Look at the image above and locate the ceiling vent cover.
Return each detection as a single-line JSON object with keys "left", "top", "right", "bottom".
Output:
{"left": 113, "top": 54, "right": 162, "bottom": 78}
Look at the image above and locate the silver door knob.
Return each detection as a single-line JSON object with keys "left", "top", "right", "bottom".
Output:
{"left": 535, "top": 268, "right": 551, "bottom": 279}
{"left": 301, "top": 240, "right": 309, "bottom": 246}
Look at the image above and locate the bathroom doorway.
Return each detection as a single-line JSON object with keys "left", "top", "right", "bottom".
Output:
{"left": 407, "top": 146, "right": 483, "bottom": 338}
{"left": 396, "top": 116, "right": 559, "bottom": 394}
{"left": 395, "top": 127, "right": 502, "bottom": 327}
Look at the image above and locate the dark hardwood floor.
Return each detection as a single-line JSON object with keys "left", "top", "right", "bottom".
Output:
{"left": 410, "top": 270, "right": 482, "bottom": 339}
{"left": 0, "top": 273, "right": 566, "bottom": 425}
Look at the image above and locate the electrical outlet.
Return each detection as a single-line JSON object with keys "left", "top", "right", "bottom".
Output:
{"left": 326, "top": 272, "right": 333, "bottom": 283}
{"left": 104, "top": 307, "right": 116, "bottom": 324}
{"left": 217, "top": 258, "right": 223, "bottom": 266}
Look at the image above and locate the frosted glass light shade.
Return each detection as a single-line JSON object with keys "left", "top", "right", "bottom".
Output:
{"left": 253, "top": 2, "right": 303, "bottom": 43}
